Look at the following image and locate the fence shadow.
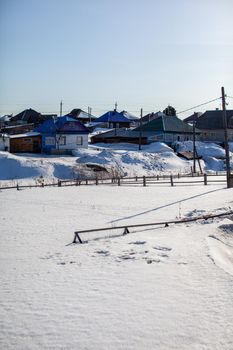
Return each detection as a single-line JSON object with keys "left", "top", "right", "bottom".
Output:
{"left": 109, "top": 187, "right": 225, "bottom": 224}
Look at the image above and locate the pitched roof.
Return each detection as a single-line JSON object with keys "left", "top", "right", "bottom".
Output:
{"left": 183, "top": 112, "right": 202, "bottom": 124}
{"left": 141, "top": 111, "right": 164, "bottom": 123}
{"left": 10, "top": 109, "right": 41, "bottom": 122}
{"left": 195, "top": 110, "right": 233, "bottom": 130}
{"left": 10, "top": 132, "right": 41, "bottom": 139}
{"left": 35, "top": 116, "right": 89, "bottom": 133}
{"left": 68, "top": 108, "right": 97, "bottom": 120}
{"left": 10, "top": 109, "right": 53, "bottom": 124}
{"left": 94, "top": 110, "right": 132, "bottom": 123}
{"left": 120, "top": 110, "right": 139, "bottom": 121}
{"left": 135, "top": 115, "right": 194, "bottom": 133}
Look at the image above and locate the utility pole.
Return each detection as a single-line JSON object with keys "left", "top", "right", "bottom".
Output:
{"left": 221, "top": 86, "right": 231, "bottom": 188}
{"left": 60, "top": 100, "right": 63, "bottom": 117}
{"left": 139, "top": 108, "right": 143, "bottom": 151}
{"left": 192, "top": 114, "right": 196, "bottom": 173}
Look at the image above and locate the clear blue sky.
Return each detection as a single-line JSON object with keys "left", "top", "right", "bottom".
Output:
{"left": 0, "top": 0, "right": 233, "bottom": 118}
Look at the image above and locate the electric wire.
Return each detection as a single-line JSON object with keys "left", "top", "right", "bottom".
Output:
{"left": 177, "top": 97, "right": 221, "bottom": 114}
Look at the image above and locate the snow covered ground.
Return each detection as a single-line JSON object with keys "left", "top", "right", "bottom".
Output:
{"left": 1, "top": 184, "right": 233, "bottom": 349}
{"left": 1, "top": 141, "right": 232, "bottom": 184}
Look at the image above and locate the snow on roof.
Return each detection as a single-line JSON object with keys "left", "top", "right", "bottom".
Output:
{"left": 10, "top": 132, "right": 41, "bottom": 139}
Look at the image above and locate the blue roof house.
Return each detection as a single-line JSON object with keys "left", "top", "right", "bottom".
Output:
{"left": 35, "top": 116, "right": 89, "bottom": 154}
{"left": 94, "top": 110, "right": 135, "bottom": 129}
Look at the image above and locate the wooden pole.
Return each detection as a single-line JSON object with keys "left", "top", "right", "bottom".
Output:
{"left": 221, "top": 87, "right": 231, "bottom": 188}
{"left": 204, "top": 173, "right": 207, "bottom": 185}
{"left": 143, "top": 176, "right": 146, "bottom": 186}
{"left": 193, "top": 118, "right": 196, "bottom": 173}
{"left": 139, "top": 108, "right": 143, "bottom": 151}
{"left": 170, "top": 174, "right": 174, "bottom": 186}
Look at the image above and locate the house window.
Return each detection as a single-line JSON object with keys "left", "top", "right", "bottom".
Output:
{"left": 76, "top": 136, "right": 83, "bottom": 145}
{"left": 45, "top": 137, "right": 55, "bottom": 146}
{"left": 23, "top": 138, "right": 32, "bottom": 142}
{"left": 59, "top": 136, "right": 66, "bottom": 145}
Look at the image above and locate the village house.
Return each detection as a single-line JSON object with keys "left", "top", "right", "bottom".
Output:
{"left": 195, "top": 109, "right": 233, "bottom": 142}
{"left": 1, "top": 123, "right": 35, "bottom": 135}
{"left": 91, "top": 114, "right": 199, "bottom": 145}
{"left": 7, "top": 108, "right": 56, "bottom": 130}
{"left": 35, "top": 116, "right": 89, "bottom": 154}
{"left": 141, "top": 111, "right": 165, "bottom": 124}
{"left": 135, "top": 114, "right": 199, "bottom": 144}
{"left": 67, "top": 108, "right": 97, "bottom": 124}
{"left": 9, "top": 108, "right": 45, "bottom": 125}
{"left": 93, "top": 110, "right": 136, "bottom": 129}
{"left": 183, "top": 112, "right": 202, "bottom": 125}
{"left": 9, "top": 132, "right": 41, "bottom": 153}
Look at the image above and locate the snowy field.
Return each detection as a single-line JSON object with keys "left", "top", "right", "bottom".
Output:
{"left": 1, "top": 184, "right": 233, "bottom": 349}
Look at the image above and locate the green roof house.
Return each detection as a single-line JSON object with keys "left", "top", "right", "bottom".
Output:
{"left": 134, "top": 115, "right": 199, "bottom": 144}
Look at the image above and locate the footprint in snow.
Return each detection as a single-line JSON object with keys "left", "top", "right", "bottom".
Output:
{"left": 145, "top": 258, "right": 160, "bottom": 264}
{"left": 118, "top": 254, "right": 136, "bottom": 260}
{"left": 129, "top": 241, "right": 146, "bottom": 245}
{"left": 157, "top": 253, "right": 169, "bottom": 258}
{"left": 95, "top": 250, "right": 110, "bottom": 256}
{"left": 153, "top": 245, "right": 172, "bottom": 252}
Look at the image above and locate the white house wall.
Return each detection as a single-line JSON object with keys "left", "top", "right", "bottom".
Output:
{"left": 56, "top": 134, "right": 88, "bottom": 150}
{"left": 199, "top": 129, "right": 233, "bottom": 142}
{"left": 0, "top": 136, "right": 10, "bottom": 151}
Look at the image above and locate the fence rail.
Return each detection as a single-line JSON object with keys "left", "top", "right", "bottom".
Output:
{"left": 72, "top": 210, "right": 233, "bottom": 244}
{"left": 0, "top": 172, "right": 228, "bottom": 191}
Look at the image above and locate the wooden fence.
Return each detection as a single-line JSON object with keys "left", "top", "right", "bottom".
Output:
{"left": 72, "top": 210, "right": 233, "bottom": 244}
{"left": 0, "top": 172, "right": 228, "bottom": 191}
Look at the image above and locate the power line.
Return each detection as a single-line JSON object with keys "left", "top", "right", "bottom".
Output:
{"left": 177, "top": 97, "right": 221, "bottom": 114}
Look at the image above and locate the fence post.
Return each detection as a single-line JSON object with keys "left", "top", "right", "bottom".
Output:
{"left": 178, "top": 173, "right": 180, "bottom": 179}
{"left": 170, "top": 174, "right": 174, "bottom": 187}
{"left": 118, "top": 177, "right": 121, "bottom": 186}
{"left": 58, "top": 180, "right": 61, "bottom": 187}
{"left": 136, "top": 176, "right": 138, "bottom": 182}
{"left": 157, "top": 175, "right": 159, "bottom": 181}
{"left": 17, "top": 183, "right": 19, "bottom": 191}
{"left": 204, "top": 174, "right": 207, "bottom": 185}
{"left": 96, "top": 177, "right": 98, "bottom": 185}
{"left": 143, "top": 176, "right": 146, "bottom": 187}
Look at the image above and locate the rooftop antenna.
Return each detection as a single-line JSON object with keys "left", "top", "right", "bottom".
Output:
{"left": 60, "top": 100, "right": 63, "bottom": 117}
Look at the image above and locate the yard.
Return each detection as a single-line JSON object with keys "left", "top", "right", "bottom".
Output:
{"left": 0, "top": 184, "right": 233, "bottom": 349}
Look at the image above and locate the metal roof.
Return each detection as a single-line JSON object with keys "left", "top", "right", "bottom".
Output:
{"left": 135, "top": 115, "right": 195, "bottom": 133}
{"left": 195, "top": 110, "right": 233, "bottom": 130}
{"left": 94, "top": 111, "right": 132, "bottom": 123}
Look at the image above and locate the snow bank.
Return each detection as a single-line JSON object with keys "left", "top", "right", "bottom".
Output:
{"left": 0, "top": 151, "right": 75, "bottom": 181}
{"left": 174, "top": 141, "right": 226, "bottom": 158}
{"left": 207, "top": 234, "right": 233, "bottom": 276}
{"left": 203, "top": 156, "right": 225, "bottom": 172}
{"left": 74, "top": 148, "right": 190, "bottom": 177}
